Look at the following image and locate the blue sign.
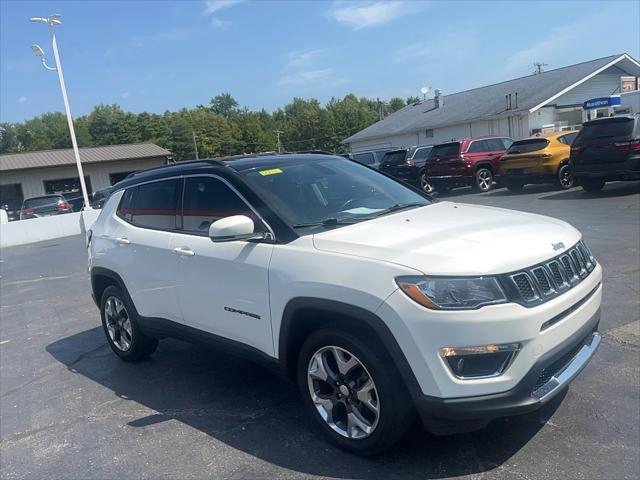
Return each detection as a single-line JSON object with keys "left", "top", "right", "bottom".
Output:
{"left": 583, "top": 96, "right": 621, "bottom": 109}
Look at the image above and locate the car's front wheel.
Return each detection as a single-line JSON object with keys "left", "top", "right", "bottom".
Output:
{"left": 297, "top": 329, "right": 413, "bottom": 455}
{"left": 100, "top": 285, "right": 158, "bottom": 361}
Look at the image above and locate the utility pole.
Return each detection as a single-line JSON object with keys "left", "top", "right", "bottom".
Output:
{"left": 30, "top": 14, "right": 91, "bottom": 210}
{"left": 274, "top": 130, "right": 284, "bottom": 153}
{"left": 192, "top": 129, "right": 199, "bottom": 160}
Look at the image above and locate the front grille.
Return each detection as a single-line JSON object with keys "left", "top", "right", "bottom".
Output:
{"left": 503, "top": 241, "right": 596, "bottom": 307}
{"left": 533, "top": 335, "right": 588, "bottom": 391}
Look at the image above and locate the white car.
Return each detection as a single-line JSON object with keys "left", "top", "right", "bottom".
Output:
{"left": 88, "top": 153, "right": 602, "bottom": 454}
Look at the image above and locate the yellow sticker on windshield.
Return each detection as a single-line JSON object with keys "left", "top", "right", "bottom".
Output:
{"left": 259, "top": 168, "right": 283, "bottom": 176}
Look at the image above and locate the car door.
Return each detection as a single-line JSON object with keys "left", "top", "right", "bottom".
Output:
{"left": 112, "top": 179, "right": 184, "bottom": 323}
{"left": 172, "top": 175, "right": 275, "bottom": 355}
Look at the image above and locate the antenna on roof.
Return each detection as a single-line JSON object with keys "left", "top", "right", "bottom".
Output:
{"left": 420, "top": 86, "right": 431, "bottom": 101}
{"left": 533, "top": 62, "right": 548, "bottom": 74}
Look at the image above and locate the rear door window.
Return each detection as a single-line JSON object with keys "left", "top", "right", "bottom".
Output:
{"left": 507, "top": 139, "right": 550, "bottom": 154}
{"left": 412, "top": 147, "right": 432, "bottom": 160}
{"left": 381, "top": 151, "right": 407, "bottom": 166}
{"left": 557, "top": 132, "right": 578, "bottom": 145}
{"left": 575, "top": 118, "right": 635, "bottom": 144}
{"left": 467, "top": 140, "right": 488, "bottom": 153}
{"left": 487, "top": 138, "right": 508, "bottom": 151}
{"left": 118, "top": 179, "right": 180, "bottom": 231}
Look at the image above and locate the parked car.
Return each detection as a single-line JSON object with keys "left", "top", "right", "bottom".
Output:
{"left": 351, "top": 149, "right": 390, "bottom": 169}
{"left": 91, "top": 188, "right": 113, "bottom": 209}
{"left": 379, "top": 145, "right": 433, "bottom": 193}
{"left": 89, "top": 153, "right": 601, "bottom": 454}
{"left": 19, "top": 194, "right": 73, "bottom": 220}
{"left": 1, "top": 204, "right": 19, "bottom": 222}
{"left": 426, "top": 136, "right": 513, "bottom": 193}
{"left": 570, "top": 114, "right": 640, "bottom": 192}
{"left": 500, "top": 131, "right": 579, "bottom": 192}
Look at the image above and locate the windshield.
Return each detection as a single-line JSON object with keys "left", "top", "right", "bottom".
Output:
{"left": 507, "top": 139, "right": 549, "bottom": 154}
{"left": 239, "top": 156, "right": 431, "bottom": 229}
{"left": 428, "top": 142, "right": 461, "bottom": 159}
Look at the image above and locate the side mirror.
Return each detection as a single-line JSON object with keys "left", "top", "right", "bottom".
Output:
{"left": 209, "top": 215, "right": 263, "bottom": 243}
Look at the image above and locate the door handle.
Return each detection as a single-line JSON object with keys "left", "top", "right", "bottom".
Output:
{"left": 173, "top": 246, "right": 195, "bottom": 257}
{"left": 115, "top": 236, "right": 130, "bottom": 245}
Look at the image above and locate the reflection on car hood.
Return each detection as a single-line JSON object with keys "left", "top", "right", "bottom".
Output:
{"left": 312, "top": 202, "right": 581, "bottom": 276}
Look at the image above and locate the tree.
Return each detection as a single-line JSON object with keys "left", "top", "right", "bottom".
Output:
{"left": 388, "top": 97, "right": 406, "bottom": 113}
{"left": 406, "top": 95, "right": 420, "bottom": 105}
{"left": 86, "top": 104, "right": 140, "bottom": 145}
{"left": 209, "top": 93, "right": 239, "bottom": 120}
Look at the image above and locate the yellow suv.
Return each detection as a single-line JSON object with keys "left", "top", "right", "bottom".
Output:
{"left": 499, "top": 131, "right": 579, "bottom": 192}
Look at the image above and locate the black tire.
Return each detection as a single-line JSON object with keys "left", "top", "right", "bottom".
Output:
{"left": 506, "top": 181, "right": 525, "bottom": 193}
{"left": 100, "top": 285, "right": 158, "bottom": 362}
{"left": 297, "top": 329, "right": 414, "bottom": 455}
{"left": 473, "top": 167, "right": 494, "bottom": 192}
{"left": 418, "top": 170, "right": 434, "bottom": 194}
{"left": 581, "top": 178, "right": 605, "bottom": 193}
{"left": 556, "top": 164, "right": 574, "bottom": 190}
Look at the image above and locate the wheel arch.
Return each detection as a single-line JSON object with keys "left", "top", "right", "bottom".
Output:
{"left": 278, "top": 297, "right": 423, "bottom": 398}
{"left": 91, "top": 267, "right": 129, "bottom": 307}
{"left": 475, "top": 162, "right": 494, "bottom": 173}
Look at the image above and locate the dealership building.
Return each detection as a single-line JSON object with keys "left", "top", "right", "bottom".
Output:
{"left": 0, "top": 143, "right": 172, "bottom": 212}
{"left": 344, "top": 53, "right": 640, "bottom": 153}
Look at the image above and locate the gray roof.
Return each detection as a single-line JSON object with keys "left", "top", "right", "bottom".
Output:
{"left": 345, "top": 54, "right": 639, "bottom": 144}
{"left": 0, "top": 143, "right": 171, "bottom": 172}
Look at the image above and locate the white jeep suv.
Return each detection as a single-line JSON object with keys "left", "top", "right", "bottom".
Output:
{"left": 88, "top": 153, "right": 602, "bottom": 454}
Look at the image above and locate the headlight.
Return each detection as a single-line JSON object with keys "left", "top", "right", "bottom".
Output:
{"left": 396, "top": 276, "right": 507, "bottom": 310}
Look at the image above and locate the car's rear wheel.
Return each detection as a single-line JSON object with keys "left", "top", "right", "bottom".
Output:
{"left": 418, "top": 171, "right": 434, "bottom": 194}
{"left": 100, "top": 285, "right": 158, "bottom": 361}
{"left": 581, "top": 178, "right": 605, "bottom": 192}
{"left": 556, "top": 164, "right": 574, "bottom": 190}
{"left": 297, "top": 329, "right": 413, "bottom": 455}
{"left": 474, "top": 168, "right": 494, "bottom": 192}
{"left": 506, "top": 181, "right": 525, "bottom": 193}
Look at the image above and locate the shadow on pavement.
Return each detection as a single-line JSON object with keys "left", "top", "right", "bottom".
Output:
{"left": 47, "top": 327, "right": 563, "bottom": 479}
{"left": 539, "top": 181, "right": 640, "bottom": 200}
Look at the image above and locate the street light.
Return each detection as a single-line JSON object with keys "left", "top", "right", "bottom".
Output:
{"left": 29, "top": 14, "right": 91, "bottom": 210}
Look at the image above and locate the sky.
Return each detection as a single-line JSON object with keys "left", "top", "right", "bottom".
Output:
{"left": 1, "top": 0, "right": 639, "bottom": 122}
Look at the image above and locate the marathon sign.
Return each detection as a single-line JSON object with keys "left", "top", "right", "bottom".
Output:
{"left": 583, "top": 96, "right": 621, "bottom": 109}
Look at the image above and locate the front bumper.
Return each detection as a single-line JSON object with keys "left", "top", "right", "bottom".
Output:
{"left": 414, "top": 309, "right": 600, "bottom": 422}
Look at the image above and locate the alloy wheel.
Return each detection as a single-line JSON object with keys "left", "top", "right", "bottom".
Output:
{"left": 476, "top": 169, "right": 493, "bottom": 191}
{"left": 558, "top": 165, "right": 574, "bottom": 189}
{"left": 307, "top": 346, "right": 380, "bottom": 439}
{"left": 419, "top": 172, "right": 434, "bottom": 194}
{"left": 104, "top": 296, "right": 133, "bottom": 351}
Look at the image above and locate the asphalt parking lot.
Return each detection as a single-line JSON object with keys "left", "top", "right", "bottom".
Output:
{"left": 1, "top": 181, "right": 639, "bottom": 480}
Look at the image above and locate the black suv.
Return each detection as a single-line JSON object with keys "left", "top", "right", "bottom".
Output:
{"left": 378, "top": 146, "right": 433, "bottom": 193}
{"left": 570, "top": 114, "right": 640, "bottom": 192}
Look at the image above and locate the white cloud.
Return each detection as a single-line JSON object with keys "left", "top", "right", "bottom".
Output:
{"left": 286, "top": 49, "right": 324, "bottom": 69}
{"left": 327, "top": 1, "right": 421, "bottom": 30}
{"left": 18, "top": 96, "right": 27, "bottom": 104}
{"left": 203, "top": 0, "right": 244, "bottom": 14}
{"left": 278, "top": 69, "right": 334, "bottom": 86}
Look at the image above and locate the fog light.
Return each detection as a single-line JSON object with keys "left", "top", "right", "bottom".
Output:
{"left": 440, "top": 343, "right": 520, "bottom": 379}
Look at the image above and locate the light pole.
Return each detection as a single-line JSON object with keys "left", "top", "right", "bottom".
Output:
{"left": 30, "top": 14, "right": 91, "bottom": 210}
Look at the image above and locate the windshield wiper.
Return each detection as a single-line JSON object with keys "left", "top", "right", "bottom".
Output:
{"left": 373, "top": 202, "right": 428, "bottom": 217}
{"left": 292, "top": 218, "right": 358, "bottom": 229}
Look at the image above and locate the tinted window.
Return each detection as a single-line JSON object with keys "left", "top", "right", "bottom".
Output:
{"left": 507, "top": 139, "right": 549, "bottom": 154}
{"left": 501, "top": 138, "right": 514, "bottom": 149}
{"left": 352, "top": 152, "right": 375, "bottom": 165}
{"left": 182, "top": 177, "right": 255, "bottom": 235}
{"left": 487, "top": 138, "right": 507, "bottom": 151}
{"left": 239, "top": 157, "right": 430, "bottom": 229}
{"left": 557, "top": 132, "right": 578, "bottom": 145}
{"left": 23, "top": 196, "right": 63, "bottom": 208}
{"left": 118, "top": 179, "right": 180, "bottom": 230}
{"left": 574, "top": 118, "right": 635, "bottom": 144}
{"left": 412, "top": 146, "right": 432, "bottom": 160}
{"left": 467, "top": 140, "right": 488, "bottom": 153}
{"left": 381, "top": 150, "right": 407, "bottom": 166}
{"left": 428, "top": 142, "right": 461, "bottom": 159}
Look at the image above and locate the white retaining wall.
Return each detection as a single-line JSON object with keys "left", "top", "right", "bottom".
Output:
{"left": 0, "top": 209, "right": 101, "bottom": 248}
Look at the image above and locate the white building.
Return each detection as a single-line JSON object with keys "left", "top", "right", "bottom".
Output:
{"left": 344, "top": 53, "right": 640, "bottom": 152}
{"left": 0, "top": 143, "right": 171, "bottom": 212}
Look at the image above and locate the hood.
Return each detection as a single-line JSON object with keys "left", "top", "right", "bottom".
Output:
{"left": 312, "top": 202, "right": 581, "bottom": 276}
